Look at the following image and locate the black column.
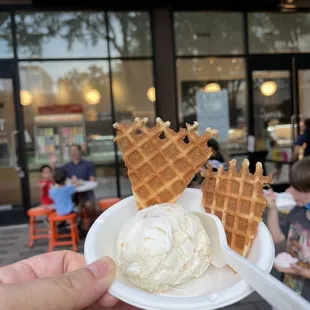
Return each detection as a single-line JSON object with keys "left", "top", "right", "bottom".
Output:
{"left": 151, "top": 8, "right": 179, "bottom": 130}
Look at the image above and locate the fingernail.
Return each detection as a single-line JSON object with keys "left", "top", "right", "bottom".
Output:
{"left": 87, "top": 257, "right": 115, "bottom": 278}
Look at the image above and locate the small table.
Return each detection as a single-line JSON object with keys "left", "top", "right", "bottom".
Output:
{"left": 73, "top": 181, "right": 99, "bottom": 229}
{"left": 75, "top": 181, "right": 98, "bottom": 193}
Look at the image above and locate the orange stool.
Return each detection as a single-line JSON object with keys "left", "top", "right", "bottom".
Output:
{"left": 28, "top": 206, "right": 53, "bottom": 248}
{"left": 98, "top": 197, "right": 121, "bottom": 211}
{"left": 48, "top": 212, "right": 80, "bottom": 252}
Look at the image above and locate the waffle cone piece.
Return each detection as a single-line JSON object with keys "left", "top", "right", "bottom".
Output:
{"left": 201, "top": 159, "right": 272, "bottom": 257}
{"left": 114, "top": 117, "right": 217, "bottom": 210}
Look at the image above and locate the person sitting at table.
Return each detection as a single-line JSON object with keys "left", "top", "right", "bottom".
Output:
{"left": 51, "top": 144, "right": 97, "bottom": 221}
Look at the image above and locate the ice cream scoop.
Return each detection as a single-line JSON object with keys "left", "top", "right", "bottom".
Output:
{"left": 116, "top": 203, "right": 211, "bottom": 292}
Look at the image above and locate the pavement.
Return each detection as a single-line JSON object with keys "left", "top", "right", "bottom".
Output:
{"left": 0, "top": 222, "right": 287, "bottom": 310}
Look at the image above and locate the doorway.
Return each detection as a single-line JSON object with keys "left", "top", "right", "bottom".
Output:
{"left": 248, "top": 55, "right": 309, "bottom": 186}
{"left": 0, "top": 61, "right": 30, "bottom": 225}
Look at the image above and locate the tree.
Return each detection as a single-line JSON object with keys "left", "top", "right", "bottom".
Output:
{"left": 248, "top": 13, "right": 310, "bottom": 53}
{"left": 0, "top": 11, "right": 154, "bottom": 115}
{"left": 0, "top": 11, "right": 151, "bottom": 58}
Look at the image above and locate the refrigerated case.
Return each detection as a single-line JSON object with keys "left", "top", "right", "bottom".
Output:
{"left": 34, "top": 114, "right": 86, "bottom": 164}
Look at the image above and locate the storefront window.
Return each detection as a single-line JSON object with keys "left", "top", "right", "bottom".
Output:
{"left": 15, "top": 12, "right": 108, "bottom": 58}
{"left": 0, "top": 13, "right": 13, "bottom": 58}
{"left": 111, "top": 60, "right": 155, "bottom": 123}
{"left": 15, "top": 11, "right": 153, "bottom": 202}
{"left": 108, "top": 12, "right": 152, "bottom": 57}
{"left": 249, "top": 13, "right": 310, "bottom": 54}
{"left": 111, "top": 59, "right": 154, "bottom": 197}
{"left": 174, "top": 12, "right": 244, "bottom": 56}
{"left": 252, "top": 71, "right": 292, "bottom": 150}
{"left": 176, "top": 58, "right": 247, "bottom": 152}
{"left": 18, "top": 61, "right": 119, "bottom": 201}
{"left": 299, "top": 70, "right": 310, "bottom": 116}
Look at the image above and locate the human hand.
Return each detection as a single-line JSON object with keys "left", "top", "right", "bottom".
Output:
{"left": 265, "top": 188, "right": 277, "bottom": 210}
{"left": 0, "top": 250, "right": 139, "bottom": 310}
{"left": 274, "top": 263, "right": 310, "bottom": 279}
{"left": 38, "top": 181, "right": 45, "bottom": 188}
{"left": 72, "top": 175, "right": 79, "bottom": 185}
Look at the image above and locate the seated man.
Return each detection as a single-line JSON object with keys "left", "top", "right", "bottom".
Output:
{"left": 61, "top": 144, "right": 97, "bottom": 219}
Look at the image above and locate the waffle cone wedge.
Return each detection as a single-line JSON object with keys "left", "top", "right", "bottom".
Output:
{"left": 113, "top": 117, "right": 217, "bottom": 210}
{"left": 201, "top": 159, "right": 272, "bottom": 257}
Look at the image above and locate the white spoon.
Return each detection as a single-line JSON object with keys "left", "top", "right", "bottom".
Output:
{"left": 194, "top": 212, "right": 310, "bottom": 310}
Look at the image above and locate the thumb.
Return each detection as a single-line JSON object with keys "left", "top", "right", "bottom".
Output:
{"left": 3, "top": 257, "right": 116, "bottom": 310}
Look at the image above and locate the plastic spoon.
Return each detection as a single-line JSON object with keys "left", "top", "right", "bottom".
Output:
{"left": 193, "top": 212, "right": 310, "bottom": 310}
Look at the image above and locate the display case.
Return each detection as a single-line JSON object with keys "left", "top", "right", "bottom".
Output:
{"left": 88, "top": 134, "right": 122, "bottom": 164}
{"left": 34, "top": 114, "right": 86, "bottom": 164}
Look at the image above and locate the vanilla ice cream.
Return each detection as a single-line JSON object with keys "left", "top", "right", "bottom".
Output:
{"left": 116, "top": 203, "right": 212, "bottom": 292}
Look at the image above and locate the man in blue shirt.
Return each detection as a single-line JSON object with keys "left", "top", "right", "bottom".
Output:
{"left": 61, "top": 144, "right": 97, "bottom": 219}
{"left": 62, "top": 145, "right": 96, "bottom": 181}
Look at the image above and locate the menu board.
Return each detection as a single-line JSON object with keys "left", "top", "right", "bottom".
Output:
{"left": 195, "top": 89, "right": 229, "bottom": 141}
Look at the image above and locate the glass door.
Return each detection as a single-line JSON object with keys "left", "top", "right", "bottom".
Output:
{"left": 249, "top": 55, "right": 294, "bottom": 185}
{"left": 0, "top": 62, "right": 29, "bottom": 225}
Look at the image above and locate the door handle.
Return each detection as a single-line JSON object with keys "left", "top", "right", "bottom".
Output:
{"left": 10, "top": 130, "right": 18, "bottom": 167}
{"left": 10, "top": 130, "right": 24, "bottom": 177}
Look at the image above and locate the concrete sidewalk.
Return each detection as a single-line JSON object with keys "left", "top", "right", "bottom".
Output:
{"left": 0, "top": 224, "right": 281, "bottom": 310}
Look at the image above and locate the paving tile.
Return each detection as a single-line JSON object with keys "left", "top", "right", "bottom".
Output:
{"left": 254, "top": 300, "right": 272, "bottom": 309}
{"left": 221, "top": 304, "right": 258, "bottom": 310}
{"left": 240, "top": 292, "right": 263, "bottom": 303}
{"left": 0, "top": 241, "right": 16, "bottom": 246}
{"left": 0, "top": 235, "right": 19, "bottom": 241}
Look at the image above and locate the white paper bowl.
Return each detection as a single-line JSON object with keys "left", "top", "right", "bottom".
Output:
{"left": 85, "top": 189, "right": 275, "bottom": 310}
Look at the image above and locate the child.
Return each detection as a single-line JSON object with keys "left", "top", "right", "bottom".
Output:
{"left": 49, "top": 169, "right": 76, "bottom": 216}
{"left": 38, "top": 165, "right": 54, "bottom": 208}
{"left": 266, "top": 157, "right": 310, "bottom": 302}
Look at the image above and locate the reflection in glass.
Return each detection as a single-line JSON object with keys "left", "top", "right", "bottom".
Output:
{"left": 260, "top": 81, "right": 277, "bottom": 97}
{"left": 249, "top": 13, "right": 310, "bottom": 54}
{"left": 18, "top": 61, "right": 127, "bottom": 202}
{"left": 299, "top": 70, "right": 310, "bottom": 116}
{"left": 0, "top": 13, "right": 13, "bottom": 58}
{"left": 174, "top": 12, "right": 244, "bottom": 56}
{"left": 253, "top": 71, "right": 292, "bottom": 149}
{"left": 176, "top": 58, "right": 247, "bottom": 151}
{"left": 15, "top": 12, "right": 108, "bottom": 58}
{"left": 108, "top": 12, "right": 152, "bottom": 57}
{"left": 0, "top": 79, "right": 22, "bottom": 205}
{"left": 19, "top": 61, "right": 113, "bottom": 166}
{"left": 111, "top": 60, "right": 155, "bottom": 124}
{"left": 111, "top": 60, "right": 155, "bottom": 197}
